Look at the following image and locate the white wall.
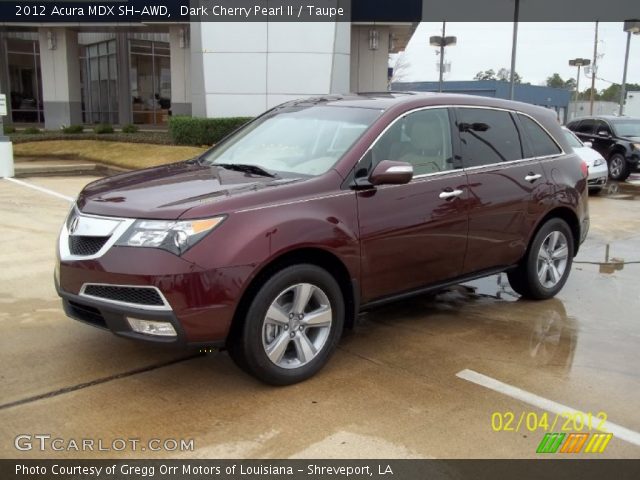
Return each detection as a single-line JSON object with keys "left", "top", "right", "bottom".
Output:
{"left": 169, "top": 26, "right": 191, "bottom": 115}
{"left": 190, "top": 22, "right": 350, "bottom": 118}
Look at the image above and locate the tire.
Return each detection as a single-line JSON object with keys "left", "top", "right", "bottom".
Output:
{"left": 228, "top": 264, "right": 344, "bottom": 385}
{"left": 507, "top": 218, "right": 574, "bottom": 300}
{"left": 608, "top": 153, "right": 630, "bottom": 181}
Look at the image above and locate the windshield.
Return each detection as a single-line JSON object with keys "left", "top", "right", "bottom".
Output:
{"left": 613, "top": 120, "right": 640, "bottom": 138}
{"left": 201, "top": 105, "right": 383, "bottom": 176}
{"left": 563, "top": 129, "right": 583, "bottom": 148}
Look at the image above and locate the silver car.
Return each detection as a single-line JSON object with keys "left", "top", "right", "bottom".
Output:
{"left": 563, "top": 127, "right": 608, "bottom": 193}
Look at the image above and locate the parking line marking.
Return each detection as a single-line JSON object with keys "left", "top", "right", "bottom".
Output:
{"left": 3, "top": 177, "right": 74, "bottom": 203}
{"left": 456, "top": 368, "right": 640, "bottom": 447}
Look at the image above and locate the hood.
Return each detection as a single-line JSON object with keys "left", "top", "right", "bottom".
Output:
{"left": 77, "top": 162, "right": 302, "bottom": 219}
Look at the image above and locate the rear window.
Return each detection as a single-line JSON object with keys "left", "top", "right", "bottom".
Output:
{"left": 519, "top": 114, "right": 562, "bottom": 157}
{"left": 456, "top": 108, "right": 523, "bottom": 167}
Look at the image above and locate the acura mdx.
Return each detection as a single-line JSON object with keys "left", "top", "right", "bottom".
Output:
{"left": 56, "top": 93, "right": 589, "bottom": 385}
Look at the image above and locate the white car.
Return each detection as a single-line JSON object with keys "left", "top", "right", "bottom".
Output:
{"left": 562, "top": 127, "right": 608, "bottom": 193}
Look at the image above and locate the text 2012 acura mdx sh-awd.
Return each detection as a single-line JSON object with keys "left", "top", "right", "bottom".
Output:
{"left": 56, "top": 93, "right": 589, "bottom": 385}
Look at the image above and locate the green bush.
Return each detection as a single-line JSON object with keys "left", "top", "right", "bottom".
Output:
{"left": 3, "top": 125, "right": 16, "bottom": 134}
{"left": 23, "top": 127, "right": 41, "bottom": 134}
{"left": 121, "top": 124, "right": 139, "bottom": 134}
{"left": 169, "top": 116, "right": 253, "bottom": 146}
{"left": 62, "top": 125, "right": 85, "bottom": 134}
{"left": 94, "top": 123, "right": 114, "bottom": 134}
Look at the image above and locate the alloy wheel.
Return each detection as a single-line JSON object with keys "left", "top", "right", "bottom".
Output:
{"left": 609, "top": 157, "right": 623, "bottom": 178}
{"left": 261, "top": 283, "right": 332, "bottom": 369}
{"left": 536, "top": 231, "right": 569, "bottom": 288}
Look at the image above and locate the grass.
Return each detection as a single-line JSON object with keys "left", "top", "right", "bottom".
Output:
{"left": 14, "top": 140, "right": 208, "bottom": 170}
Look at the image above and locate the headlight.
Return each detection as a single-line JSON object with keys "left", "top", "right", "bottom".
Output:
{"left": 115, "top": 216, "right": 225, "bottom": 255}
{"left": 593, "top": 158, "right": 605, "bottom": 167}
{"left": 633, "top": 143, "right": 640, "bottom": 151}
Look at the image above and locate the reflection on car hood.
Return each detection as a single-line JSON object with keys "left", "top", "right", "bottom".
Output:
{"left": 77, "top": 162, "right": 301, "bottom": 219}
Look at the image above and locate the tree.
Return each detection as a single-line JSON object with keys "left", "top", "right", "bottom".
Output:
{"left": 546, "top": 73, "right": 576, "bottom": 90}
{"left": 474, "top": 69, "right": 496, "bottom": 81}
{"left": 389, "top": 52, "right": 411, "bottom": 85}
{"left": 496, "top": 68, "right": 521, "bottom": 83}
{"left": 599, "top": 83, "right": 640, "bottom": 102}
{"left": 474, "top": 68, "right": 521, "bottom": 83}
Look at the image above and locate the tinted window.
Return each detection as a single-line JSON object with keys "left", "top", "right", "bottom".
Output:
{"left": 519, "top": 114, "right": 562, "bottom": 157}
{"left": 594, "top": 120, "right": 612, "bottom": 136}
{"left": 575, "top": 119, "right": 595, "bottom": 134}
{"left": 457, "top": 108, "right": 523, "bottom": 167}
{"left": 369, "top": 108, "right": 455, "bottom": 176}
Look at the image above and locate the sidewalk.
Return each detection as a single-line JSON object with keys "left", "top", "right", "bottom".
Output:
{"left": 13, "top": 157, "right": 127, "bottom": 178}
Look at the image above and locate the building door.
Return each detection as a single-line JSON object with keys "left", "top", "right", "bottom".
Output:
{"left": 5, "top": 38, "right": 43, "bottom": 123}
{"left": 130, "top": 40, "right": 171, "bottom": 125}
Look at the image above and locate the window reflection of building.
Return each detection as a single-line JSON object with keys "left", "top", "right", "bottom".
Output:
{"left": 130, "top": 40, "right": 171, "bottom": 125}
{"left": 6, "top": 37, "right": 43, "bottom": 123}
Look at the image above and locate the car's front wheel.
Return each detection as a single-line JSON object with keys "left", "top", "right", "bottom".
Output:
{"left": 608, "top": 153, "right": 630, "bottom": 181}
{"left": 507, "top": 218, "right": 574, "bottom": 300}
{"left": 228, "top": 264, "right": 344, "bottom": 385}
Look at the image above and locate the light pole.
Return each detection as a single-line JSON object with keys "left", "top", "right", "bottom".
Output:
{"left": 619, "top": 20, "right": 640, "bottom": 116}
{"left": 569, "top": 58, "right": 590, "bottom": 120}
{"left": 509, "top": 0, "right": 520, "bottom": 100}
{"left": 430, "top": 22, "right": 457, "bottom": 93}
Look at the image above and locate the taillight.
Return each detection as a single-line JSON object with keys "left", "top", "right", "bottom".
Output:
{"left": 580, "top": 160, "right": 589, "bottom": 178}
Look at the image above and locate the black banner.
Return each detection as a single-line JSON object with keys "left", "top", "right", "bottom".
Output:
{"left": 2, "top": 460, "right": 640, "bottom": 480}
{"left": 0, "top": 0, "right": 638, "bottom": 23}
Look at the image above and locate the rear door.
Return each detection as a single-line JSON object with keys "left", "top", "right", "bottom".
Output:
{"left": 356, "top": 107, "right": 469, "bottom": 302}
{"left": 455, "top": 107, "right": 551, "bottom": 274}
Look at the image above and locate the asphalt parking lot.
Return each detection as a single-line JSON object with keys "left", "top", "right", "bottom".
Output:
{"left": 1, "top": 175, "right": 639, "bottom": 459}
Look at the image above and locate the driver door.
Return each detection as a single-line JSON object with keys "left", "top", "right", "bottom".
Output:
{"left": 356, "top": 107, "right": 469, "bottom": 303}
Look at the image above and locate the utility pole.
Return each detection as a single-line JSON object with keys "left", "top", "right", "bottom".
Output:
{"left": 509, "top": 0, "right": 520, "bottom": 100}
{"left": 619, "top": 30, "right": 631, "bottom": 116}
{"left": 589, "top": 21, "right": 599, "bottom": 115}
{"left": 438, "top": 22, "right": 446, "bottom": 92}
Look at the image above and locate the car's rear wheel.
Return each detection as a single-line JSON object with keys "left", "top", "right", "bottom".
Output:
{"left": 608, "top": 153, "right": 630, "bottom": 181}
{"left": 228, "top": 264, "right": 344, "bottom": 385}
{"left": 507, "top": 218, "right": 574, "bottom": 300}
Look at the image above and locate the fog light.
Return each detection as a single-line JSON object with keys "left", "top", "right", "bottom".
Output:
{"left": 127, "top": 318, "right": 177, "bottom": 337}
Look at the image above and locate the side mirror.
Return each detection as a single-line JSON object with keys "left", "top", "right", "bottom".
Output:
{"left": 369, "top": 160, "right": 413, "bottom": 186}
{"left": 583, "top": 141, "right": 593, "bottom": 148}
{"left": 597, "top": 130, "right": 611, "bottom": 137}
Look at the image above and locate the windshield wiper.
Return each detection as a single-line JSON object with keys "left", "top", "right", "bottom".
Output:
{"left": 214, "top": 163, "right": 278, "bottom": 178}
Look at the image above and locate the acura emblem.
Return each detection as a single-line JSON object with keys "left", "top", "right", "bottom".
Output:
{"left": 69, "top": 217, "right": 80, "bottom": 235}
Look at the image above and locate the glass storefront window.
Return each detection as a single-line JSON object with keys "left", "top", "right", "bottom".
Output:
{"left": 130, "top": 40, "right": 171, "bottom": 125}
{"left": 6, "top": 39, "right": 43, "bottom": 123}
{"left": 80, "top": 39, "right": 118, "bottom": 124}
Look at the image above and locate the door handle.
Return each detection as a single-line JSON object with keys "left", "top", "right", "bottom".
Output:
{"left": 439, "top": 189, "right": 463, "bottom": 200}
{"left": 524, "top": 173, "right": 542, "bottom": 183}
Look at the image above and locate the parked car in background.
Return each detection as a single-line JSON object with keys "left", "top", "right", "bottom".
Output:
{"left": 562, "top": 127, "right": 607, "bottom": 193}
{"left": 566, "top": 116, "right": 640, "bottom": 181}
{"left": 56, "top": 93, "right": 589, "bottom": 385}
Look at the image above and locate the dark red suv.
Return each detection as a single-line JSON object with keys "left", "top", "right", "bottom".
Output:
{"left": 56, "top": 93, "right": 589, "bottom": 385}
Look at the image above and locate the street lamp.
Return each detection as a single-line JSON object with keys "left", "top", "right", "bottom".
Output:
{"left": 430, "top": 22, "right": 457, "bottom": 93}
{"left": 619, "top": 20, "right": 640, "bottom": 116}
{"left": 569, "top": 58, "right": 590, "bottom": 120}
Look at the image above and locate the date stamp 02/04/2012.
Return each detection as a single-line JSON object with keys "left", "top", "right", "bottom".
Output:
{"left": 491, "top": 411, "right": 613, "bottom": 454}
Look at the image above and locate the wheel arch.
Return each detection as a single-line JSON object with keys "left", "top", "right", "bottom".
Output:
{"left": 526, "top": 207, "right": 581, "bottom": 261}
{"left": 226, "top": 247, "right": 357, "bottom": 347}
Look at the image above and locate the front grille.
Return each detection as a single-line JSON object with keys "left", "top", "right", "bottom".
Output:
{"left": 83, "top": 285, "right": 165, "bottom": 307}
{"left": 69, "top": 236, "right": 109, "bottom": 256}
{"left": 68, "top": 300, "right": 107, "bottom": 328}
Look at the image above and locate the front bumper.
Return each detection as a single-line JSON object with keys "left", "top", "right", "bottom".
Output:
{"left": 587, "top": 163, "right": 608, "bottom": 188}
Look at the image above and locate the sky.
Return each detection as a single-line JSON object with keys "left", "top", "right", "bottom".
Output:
{"left": 393, "top": 22, "right": 639, "bottom": 91}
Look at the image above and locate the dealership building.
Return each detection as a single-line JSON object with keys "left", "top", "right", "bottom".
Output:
{"left": 0, "top": 12, "right": 417, "bottom": 129}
